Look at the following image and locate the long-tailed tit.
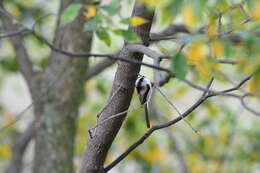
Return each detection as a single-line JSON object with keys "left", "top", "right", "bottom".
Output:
{"left": 135, "top": 75, "right": 153, "bottom": 128}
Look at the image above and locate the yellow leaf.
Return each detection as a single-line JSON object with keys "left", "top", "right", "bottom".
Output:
{"left": 6, "top": 4, "right": 21, "bottom": 19}
{"left": 186, "top": 42, "right": 214, "bottom": 78}
{"left": 196, "top": 61, "right": 211, "bottom": 78}
{"left": 130, "top": 16, "right": 149, "bottom": 27}
{"left": 139, "top": 0, "right": 167, "bottom": 7}
{"left": 217, "top": 0, "right": 229, "bottom": 12}
{"left": 143, "top": 147, "right": 166, "bottom": 163}
{"left": 248, "top": 74, "right": 260, "bottom": 97}
{"left": 191, "top": 163, "right": 206, "bottom": 173}
{"left": 211, "top": 40, "right": 224, "bottom": 57}
{"left": 206, "top": 102, "right": 219, "bottom": 116}
{"left": 187, "top": 152, "right": 197, "bottom": 165}
{"left": 208, "top": 17, "right": 218, "bottom": 39}
{"left": 251, "top": 2, "right": 260, "bottom": 20}
{"left": 219, "top": 124, "right": 229, "bottom": 144}
{"left": 175, "top": 87, "right": 187, "bottom": 99}
{"left": 205, "top": 136, "right": 214, "bottom": 151}
{"left": 84, "top": 6, "right": 97, "bottom": 19}
{"left": 182, "top": 5, "right": 197, "bottom": 29}
{"left": 0, "top": 145, "right": 10, "bottom": 160}
{"left": 84, "top": 81, "right": 95, "bottom": 92}
{"left": 187, "top": 42, "right": 209, "bottom": 62}
{"left": 210, "top": 161, "right": 221, "bottom": 172}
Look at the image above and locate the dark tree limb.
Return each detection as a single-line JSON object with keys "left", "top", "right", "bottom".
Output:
{"left": 104, "top": 75, "right": 253, "bottom": 171}
{"left": 104, "top": 79, "right": 214, "bottom": 172}
{"left": 78, "top": 2, "right": 155, "bottom": 173}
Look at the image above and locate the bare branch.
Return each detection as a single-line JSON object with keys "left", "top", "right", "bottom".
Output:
{"left": 126, "top": 43, "right": 171, "bottom": 60}
{"left": 104, "top": 76, "right": 257, "bottom": 171}
{"left": 86, "top": 59, "right": 116, "bottom": 80}
{"left": 213, "top": 59, "right": 237, "bottom": 65}
{"left": 154, "top": 86, "right": 199, "bottom": 134}
{"left": 104, "top": 79, "right": 214, "bottom": 172}
{"left": 165, "top": 130, "right": 190, "bottom": 173}
{"left": 0, "top": 29, "right": 30, "bottom": 39}
{"left": 30, "top": 30, "right": 171, "bottom": 73}
{"left": 158, "top": 74, "right": 172, "bottom": 87}
{"left": 0, "top": 67, "right": 67, "bottom": 133}
{"left": 241, "top": 95, "right": 260, "bottom": 116}
{"left": 0, "top": 104, "right": 33, "bottom": 134}
{"left": 5, "top": 121, "right": 35, "bottom": 173}
{"left": 150, "top": 24, "right": 190, "bottom": 42}
{"left": 0, "top": 6, "right": 36, "bottom": 88}
{"left": 181, "top": 75, "right": 251, "bottom": 96}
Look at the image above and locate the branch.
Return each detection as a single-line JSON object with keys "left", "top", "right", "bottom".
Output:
{"left": 104, "top": 76, "right": 255, "bottom": 171}
{"left": 0, "top": 29, "right": 30, "bottom": 39}
{"left": 240, "top": 94, "right": 260, "bottom": 116}
{"left": 86, "top": 59, "right": 116, "bottom": 80}
{"left": 0, "top": 104, "right": 33, "bottom": 133}
{"left": 0, "top": 66, "right": 66, "bottom": 134}
{"left": 5, "top": 121, "right": 35, "bottom": 173}
{"left": 158, "top": 74, "right": 171, "bottom": 86}
{"left": 150, "top": 24, "right": 190, "bottom": 42}
{"left": 78, "top": 2, "right": 155, "bottom": 172}
{"left": 30, "top": 30, "right": 171, "bottom": 73}
{"left": 104, "top": 79, "right": 214, "bottom": 172}
{"left": 165, "top": 130, "right": 190, "bottom": 173}
{"left": 213, "top": 59, "right": 237, "bottom": 65}
{"left": 126, "top": 43, "right": 171, "bottom": 60}
{"left": 0, "top": 25, "right": 171, "bottom": 73}
{"left": 0, "top": 6, "right": 37, "bottom": 89}
{"left": 149, "top": 2, "right": 256, "bottom": 45}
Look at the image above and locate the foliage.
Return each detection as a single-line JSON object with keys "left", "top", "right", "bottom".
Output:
{"left": 0, "top": 0, "right": 260, "bottom": 173}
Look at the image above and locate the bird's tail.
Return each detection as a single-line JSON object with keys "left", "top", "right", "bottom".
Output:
{"left": 144, "top": 103, "right": 150, "bottom": 128}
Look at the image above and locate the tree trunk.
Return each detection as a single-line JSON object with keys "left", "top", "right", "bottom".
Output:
{"left": 78, "top": 2, "right": 154, "bottom": 173}
{"left": 33, "top": 8, "right": 93, "bottom": 173}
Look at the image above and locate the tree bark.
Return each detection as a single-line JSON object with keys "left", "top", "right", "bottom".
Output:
{"left": 78, "top": 2, "right": 154, "bottom": 173}
{"left": 5, "top": 122, "right": 35, "bottom": 173}
{"left": 33, "top": 3, "right": 93, "bottom": 173}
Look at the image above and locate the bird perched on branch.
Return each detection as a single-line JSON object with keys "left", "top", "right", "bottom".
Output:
{"left": 135, "top": 75, "right": 153, "bottom": 128}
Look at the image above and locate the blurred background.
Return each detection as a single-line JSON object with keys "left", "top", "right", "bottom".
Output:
{"left": 0, "top": 0, "right": 260, "bottom": 173}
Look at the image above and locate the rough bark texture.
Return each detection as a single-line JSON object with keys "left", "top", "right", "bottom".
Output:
{"left": 5, "top": 122, "right": 35, "bottom": 173}
{"left": 78, "top": 2, "right": 154, "bottom": 173}
{"left": 33, "top": 3, "right": 93, "bottom": 173}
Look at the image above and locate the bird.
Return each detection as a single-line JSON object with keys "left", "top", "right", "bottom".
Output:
{"left": 135, "top": 75, "right": 153, "bottom": 128}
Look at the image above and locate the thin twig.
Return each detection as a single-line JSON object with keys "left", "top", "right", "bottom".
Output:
{"left": 154, "top": 86, "right": 199, "bottom": 135}
{"left": 104, "top": 78, "right": 215, "bottom": 172}
{"left": 89, "top": 105, "right": 143, "bottom": 138}
{"left": 0, "top": 68, "right": 67, "bottom": 133}
{"left": 89, "top": 85, "right": 123, "bottom": 138}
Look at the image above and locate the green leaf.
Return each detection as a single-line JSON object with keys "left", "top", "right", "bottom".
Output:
{"left": 84, "top": 17, "right": 101, "bottom": 31}
{"left": 171, "top": 53, "right": 187, "bottom": 79}
{"left": 120, "top": 18, "right": 131, "bottom": 25}
{"left": 0, "top": 58, "right": 19, "bottom": 72}
{"left": 113, "top": 29, "right": 140, "bottom": 42}
{"left": 61, "top": 4, "right": 82, "bottom": 25}
{"left": 96, "top": 29, "right": 111, "bottom": 46}
{"left": 193, "top": 0, "right": 207, "bottom": 19}
{"left": 223, "top": 40, "right": 233, "bottom": 58}
{"left": 160, "top": 0, "right": 183, "bottom": 25}
{"left": 100, "top": 0, "right": 121, "bottom": 16}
